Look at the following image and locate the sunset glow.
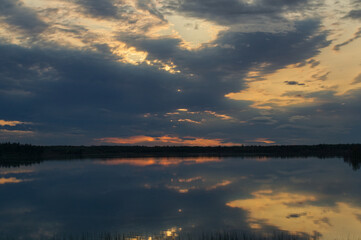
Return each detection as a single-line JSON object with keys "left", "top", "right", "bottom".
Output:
{"left": 1, "top": 0, "right": 361, "bottom": 144}
{"left": 97, "top": 135, "right": 240, "bottom": 146}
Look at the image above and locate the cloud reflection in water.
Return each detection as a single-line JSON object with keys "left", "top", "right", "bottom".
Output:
{"left": 95, "top": 157, "right": 222, "bottom": 167}
{"left": 227, "top": 190, "right": 361, "bottom": 239}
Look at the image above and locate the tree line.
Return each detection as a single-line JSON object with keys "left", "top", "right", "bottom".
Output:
{"left": 0, "top": 142, "right": 360, "bottom": 169}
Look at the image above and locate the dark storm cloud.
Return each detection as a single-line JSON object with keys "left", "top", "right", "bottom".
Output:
{"left": 0, "top": 19, "right": 331, "bottom": 144}
{"left": 0, "top": 43, "right": 188, "bottom": 143}
{"left": 162, "top": 0, "right": 318, "bottom": 25}
{"left": 0, "top": 0, "right": 48, "bottom": 34}
{"left": 74, "top": 0, "right": 119, "bottom": 18}
{"left": 121, "top": 20, "right": 329, "bottom": 108}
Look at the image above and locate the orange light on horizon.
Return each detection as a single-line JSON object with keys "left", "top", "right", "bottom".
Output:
{"left": 96, "top": 135, "right": 241, "bottom": 146}
{"left": 246, "top": 138, "right": 275, "bottom": 144}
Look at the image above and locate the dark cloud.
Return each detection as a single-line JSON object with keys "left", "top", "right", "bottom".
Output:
{"left": 345, "top": 9, "right": 361, "bottom": 20}
{"left": 295, "top": 58, "right": 320, "bottom": 68}
{"left": 0, "top": 19, "right": 336, "bottom": 144}
{"left": 284, "top": 81, "right": 305, "bottom": 86}
{"left": 137, "top": 0, "right": 165, "bottom": 20}
{"left": 75, "top": 0, "right": 119, "bottom": 18}
{"left": 0, "top": 44, "right": 187, "bottom": 143}
{"left": 73, "top": 0, "right": 139, "bottom": 20}
{"left": 286, "top": 212, "right": 307, "bottom": 218}
{"left": 121, "top": 20, "right": 329, "bottom": 102}
{"left": 162, "top": 0, "right": 319, "bottom": 26}
{"left": 308, "top": 59, "right": 320, "bottom": 68}
{"left": 0, "top": 0, "right": 48, "bottom": 34}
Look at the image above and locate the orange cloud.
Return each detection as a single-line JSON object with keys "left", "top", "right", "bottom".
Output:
{"left": 204, "top": 111, "right": 233, "bottom": 120}
{"left": 247, "top": 138, "right": 275, "bottom": 144}
{"left": 206, "top": 180, "right": 232, "bottom": 190}
{"left": 97, "top": 135, "right": 156, "bottom": 144}
{"left": 178, "top": 176, "right": 203, "bottom": 183}
{"left": 96, "top": 135, "right": 240, "bottom": 146}
{"left": 0, "top": 120, "right": 26, "bottom": 126}
{"left": 177, "top": 119, "right": 203, "bottom": 124}
{"left": 0, "top": 129, "right": 35, "bottom": 137}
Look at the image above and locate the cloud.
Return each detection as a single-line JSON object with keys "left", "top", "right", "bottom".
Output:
{"left": 352, "top": 73, "right": 361, "bottom": 84}
{"left": 162, "top": 0, "right": 319, "bottom": 27}
{"left": 289, "top": 115, "right": 310, "bottom": 122}
{"left": 0, "top": 177, "right": 24, "bottom": 184}
{"left": 345, "top": 9, "right": 361, "bottom": 20}
{"left": 250, "top": 116, "right": 277, "bottom": 125}
{"left": 204, "top": 111, "right": 233, "bottom": 120}
{"left": 1, "top": 0, "right": 354, "bottom": 146}
{"left": 74, "top": 0, "right": 120, "bottom": 18}
{"left": 246, "top": 138, "right": 276, "bottom": 144}
{"left": 96, "top": 135, "right": 240, "bottom": 146}
{"left": 0, "top": 128, "right": 35, "bottom": 141}
{"left": 122, "top": 20, "right": 330, "bottom": 109}
{"left": 284, "top": 81, "right": 305, "bottom": 86}
{"left": 312, "top": 71, "right": 330, "bottom": 81}
{"left": 0, "top": 0, "right": 48, "bottom": 34}
{"left": 226, "top": 190, "right": 361, "bottom": 239}
{"left": 0, "top": 120, "right": 29, "bottom": 127}
{"left": 333, "top": 27, "right": 361, "bottom": 51}
{"left": 0, "top": 17, "right": 331, "bottom": 145}
{"left": 206, "top": 180, "right": 232, "bottom": 191}
{"left": 307, "top": 59, "right": 320, "bottom": 68}
{"left": 177, "top": 119, "right": 203, "bottom": 124}
{"left": 286, "top": 212, "right": 307, "bottom": 219}
{"left": 136, "top": 0, "right": 165, "bottom": 21}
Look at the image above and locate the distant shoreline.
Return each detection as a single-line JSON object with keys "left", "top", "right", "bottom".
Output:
{"left": 0, "top": 143, "right": 360, "bottom": 169}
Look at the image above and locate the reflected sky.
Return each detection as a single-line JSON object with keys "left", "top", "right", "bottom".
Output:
{"left": 96, "top": 157, "right": 221, "bottom": 167}
{"left": 0, "top": 157, "right": 360, "bottom": 239}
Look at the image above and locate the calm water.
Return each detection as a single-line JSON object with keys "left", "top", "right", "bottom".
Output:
{"left": 0, "top": 157, "right": 360, "bottom": 239}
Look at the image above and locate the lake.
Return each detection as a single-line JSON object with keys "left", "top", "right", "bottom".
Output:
{"left": 0, "top": 157, "right": 360, "bottom": 239}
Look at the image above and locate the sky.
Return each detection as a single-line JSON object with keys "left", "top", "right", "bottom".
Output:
{"left": 0, "top": 0, "right": 361, "bottom": 146}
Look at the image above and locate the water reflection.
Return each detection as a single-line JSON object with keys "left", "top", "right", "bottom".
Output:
{"left": 95, "top": 157, "right": 222, "bottom": 167}
{"left": 0, "top": 177, "right": 25, "bottom": 184}
{"left": 0, "top": 169, "right": 34, "bottom": 175}
{"left": 0, "top": 157, "right": 360, "bottom": 239}
{"left": 227, "top": 190, "right": 361, "bottom": 239}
